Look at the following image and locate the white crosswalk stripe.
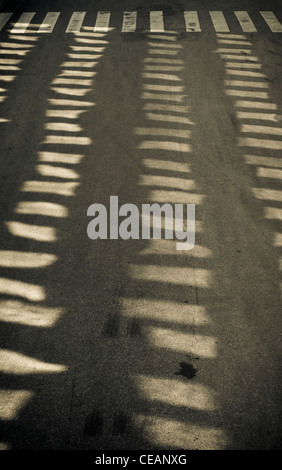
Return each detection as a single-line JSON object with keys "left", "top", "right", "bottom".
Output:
{"left": 94, "top": 11, "right": 111, "bottom": 32}
{"left": 234, "top": 11, "right": 257, "bottom": 32}
{"left": 38, "top": 12, "right": 60, "bottom": 33}
{"left": 184, "top": 11, "right": 201, "bottom": 32}
{"left": 122, "top": 11, "right": 137, "bottom": 33}
{"left": 209, "top": 11, "right": 230, "bottom": 32}
{"left": 0, "top": 12, "right": 12, "bottom": 31}
{"left": 0, "top": 10, "right": 281, "bottom": 34}
{"left": 66, "top": 11, "right": 86, "bottom": 33}
{"left": 150, "top": 11, "right": 165, "bottom": 32}
{"left": 10, "top": 12, "right": 36, "bottom": 33}
{"left": 260, "top": 11, "right": 282, "bottom": 33}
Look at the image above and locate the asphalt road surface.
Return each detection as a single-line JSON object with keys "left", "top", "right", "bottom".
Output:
{"left": 0, "top": 0, "right": 281, "bottom": 451}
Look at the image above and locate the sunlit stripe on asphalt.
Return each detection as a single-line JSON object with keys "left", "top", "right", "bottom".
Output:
{"left": 129, "top": 265, "right": 211, "bottom": 287}
{"left": 0, "top": 349, "right": 67, "bottom": 374}
{"left": 252, "top": 188, "right": 282, "bottom": 202}
{"left": 146, "top": 328, "right": 216, "bottom": 356}
{"left": 225, "top": 89, "right": 268, "bottom": 99}
{"left": 6, "top": 220, "right": 57, "bottom": 242}
{"left": 150, "top": 11, "right": 164, "bottom": 32}
{"left": 0, "top": 13, "right": 12, "bottom": 32}
{"left": 0, "top": 278, "right": 45, "bottom": 301}
{"left": 133, "top": 415, "right": 225, "bottom": 449}
{"left": 209, "top": 11, "right": 230, "bottom": 32}
{"left": 0, "top": 251, "right": 57, "bottom": 268}
{"left": 244, "top": 155, "right": 282, "bottom": 168}
{"left": 235, "top": 100, "right": 277, "bottom": 110}
{"left": 94, "top": 11, "right": 111, "bottom": 32}
{"left": 0, "top": 390, "right": 34, "bottom": 420}
{"left": 216, "top": 47, "right": 252, "bottom": 54}
{"left": 0, "top": 58, "right": 22, "bottom": 65}
{"left": 60, "top": 61, "right": 99, "bottom": 68}
{"left": 224, "top": 79, "right": 268, "bottom": 88}
{"left": 184, "top": 11, "right": 201, "bottom": 32}
{"left": 38, "top": 12, "right": 60, "bottom": 33}
{"left": 260, "top": 11, "right": 282, "bottom": 32}
{"left": 265, "top": 207, "right": 282, "bottom": 220}
{"left": 225, "top": 61, "right": 262, "bottom": 69}
{"left": 219, "top": 54, "right": 259, "bottom": 61}
{"left": 239, "top": 137, "right": 282, "bottom": 150}
{"left": 10, "top": 12, "right": 36, "bottom": 33}
{"left": 66, "top": 11, "right": 86, "bottom": 33}
{"left": 257, "top": 167, "right": 282, "bottom": 179}
{"left": 121, "top": 298, "right": 210, "bottom": 323}
{"left": 122, "top": 11, "right": 137, "bottom": 32}
{"left": 241, "top": 124, "right": 282, "bottom": 136}
{"left": 15, "top": 200, "right": 68, "bottom": 217}
{"left": 234, "top": 11, "right": 257, "bottom": 32}
{"left": 21, "top": 180, "right": 80, "bottom": 196}
{"left": 0, "top": 300, "right": 63, "bottom": 327}
{"left": 134, "top": 375, "right": 217, "bottom": 410}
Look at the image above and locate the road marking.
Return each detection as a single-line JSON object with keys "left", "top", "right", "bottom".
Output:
{"left": 122, "top": 11, "right": 137, "bottom": 32}
{"left": 260, "top": 11, "right": 282, "bottom": 32}
{"left": 1, "top": 10, "right": 282, "bottom": 34}
{"left": 234, "top": 11, "right": 257, "bottom": 32}
{"left": 0, "top": 13, "right": 12, "bottom": 32}
{"left": 38, "top": 12, "right": 60, "bottom": 33}
{"left": 10, "top": 12, "right": 36, "bottom": 33}
{"left": 184, "top": 11, "right": 201, "bottom": 32}
{"left": 66, "top": 11, "right": 86, "bottom": 33}
{"left": 94, "top": 11, "right": 111, "bottom": 32}
{"left": 150, "top": 11, "right": 164, "bottom": 32}
{"left": 209, "top": 11, "right": 230, "bottom": 32}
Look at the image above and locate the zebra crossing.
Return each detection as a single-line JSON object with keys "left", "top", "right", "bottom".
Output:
{"left": 0, "top": 10, "right": 282, "bottom": 34}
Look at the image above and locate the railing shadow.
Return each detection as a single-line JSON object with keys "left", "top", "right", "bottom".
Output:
{"left": 0, "top": 13, "right": 281, "bottom": 451}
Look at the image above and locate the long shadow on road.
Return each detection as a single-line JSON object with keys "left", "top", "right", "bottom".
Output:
{"left": 0, "top": 18, "right": 281, "bottom": 451}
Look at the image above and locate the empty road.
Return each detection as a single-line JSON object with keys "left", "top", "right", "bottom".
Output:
{"left": 0, "top": 0, "right": 281, "bottom": 451}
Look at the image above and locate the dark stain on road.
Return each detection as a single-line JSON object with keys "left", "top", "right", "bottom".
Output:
{"left": 84, "top": 410, "right": 104, "bottom": 436}
{"left": 112, "top": 413, "right": 129, "bottom": 435}
{"left": 175, "top": 362, "right": 197, "bottom": 379}
{"left": 102, "top": 313, "right": 120, "bottom": 337}
{"left": 127, "top": 318, "right": 142, "bottom": 337}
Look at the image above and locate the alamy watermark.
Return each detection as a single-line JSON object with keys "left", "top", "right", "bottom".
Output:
{"left": 87, "top": 196, "right": 195, "bottom": 251}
